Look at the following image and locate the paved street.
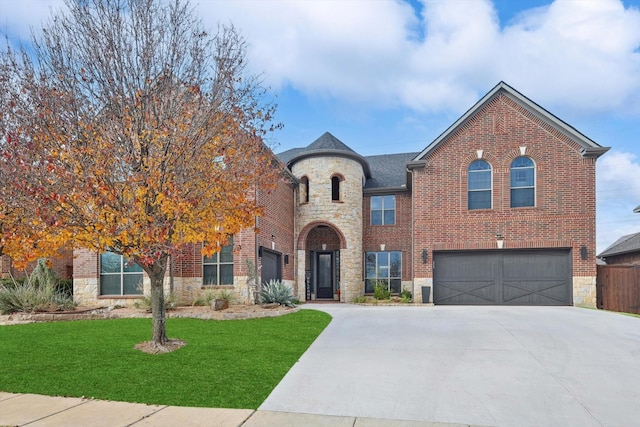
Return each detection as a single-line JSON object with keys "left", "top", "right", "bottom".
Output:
{"left": 261, "top": 305, "right": 640, "bottom": 426}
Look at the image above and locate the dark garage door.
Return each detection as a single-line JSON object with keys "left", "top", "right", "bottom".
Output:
{"left": 433, "top": 249, "right": 572, "bottom": 305}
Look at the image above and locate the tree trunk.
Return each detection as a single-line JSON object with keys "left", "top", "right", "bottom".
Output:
{"left": 146, "top": 255, "right": 169, "bottom": 345}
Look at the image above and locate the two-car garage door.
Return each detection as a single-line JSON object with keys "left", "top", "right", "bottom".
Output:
{"left": 433, "top": 249, "right": 572, "bottom": 305}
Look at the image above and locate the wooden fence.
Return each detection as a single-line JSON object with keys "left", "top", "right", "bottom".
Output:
{"left": 597, "top": 264, "right": 640, "bottom": 314}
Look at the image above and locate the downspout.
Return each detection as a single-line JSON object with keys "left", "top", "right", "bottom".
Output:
{"left": 409, "top": 167, "right": 415, "bottom": 301}
{"left": 254, "top": 184, "right": 260, "bottom": 304}
{"left": 293, "top": 179, "right": 298, "bottom": 299}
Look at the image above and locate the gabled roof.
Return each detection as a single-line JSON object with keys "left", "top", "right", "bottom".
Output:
{"left": 364, "top": 152, "right": 419, "bottom": 191}
{"left": 277, "top": 132, "right": 371, "bottom": 178}
{"left": 598, "top": 232, "right": 640, "bottom": 258}
{"left": 413, "top": 81, "right": 610, "bottom": 161}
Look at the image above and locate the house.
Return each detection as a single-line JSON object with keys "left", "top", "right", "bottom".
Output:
{"left": 597, "top": 232, "right": 640, "bottom": 265}
{"left": 597, "top": 204, "right": 640, "bottom": 265}
{"left": 72, "top": 81, "right": 609, "bottom": 307}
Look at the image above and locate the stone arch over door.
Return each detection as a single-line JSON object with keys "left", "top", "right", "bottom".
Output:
{"left": 297, "top": 221, "right": 347, "bottom": 301}
{"left": 297, "top": 221, "right": 347, "bottom": 250}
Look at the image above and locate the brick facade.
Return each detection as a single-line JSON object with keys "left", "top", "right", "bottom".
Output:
{"left": 363, "top": 192, "right": 413, "bottom": 283}
{"left": 70, "top": 82, "right": 606, "bottom": 308}
{"left": 410, "top": 91, "right": 600, "bottom": 305}
{"left": 1, "top": 249, "right": 73, "bottom": 280}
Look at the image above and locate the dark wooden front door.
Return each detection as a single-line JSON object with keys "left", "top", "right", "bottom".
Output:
{"left": 316, "top": 252, "right": 333, "bottom": 299}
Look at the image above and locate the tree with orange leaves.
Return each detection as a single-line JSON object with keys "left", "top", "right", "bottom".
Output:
{"left": 0, "top": 0, "right": 281, "bottom": 349}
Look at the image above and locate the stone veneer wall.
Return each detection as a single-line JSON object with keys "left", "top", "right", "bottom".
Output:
{"left": 573, "top": 276, "right": 596, "bottom": 308}
{"left": 292, "top": 155, "right": 364, "bottom": 302}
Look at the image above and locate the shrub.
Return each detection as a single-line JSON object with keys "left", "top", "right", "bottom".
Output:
{"left": 134, "top": 292, "right": 179, "bottom": 311}
{"left": 373, "top": 281, "right": 391, "bottom": 300}
{"left": 352, "top": 296, "right": 367, "bottom": 304}
{"left": 260, "top": 280, "right": 296, "bottom": 307}
{"left": 400, "top": 289, "right": 412, "bottom": 303}
{"left": 0, "top": 260, "right": 76, "bottom": 314}
{"left": 191, "top": 290, "right": 217, "bottom": 306}
{"left": 56, "top": 279, "right": 74, "bottom": 299}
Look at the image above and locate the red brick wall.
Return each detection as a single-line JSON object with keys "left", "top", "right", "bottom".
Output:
{"left": 73, "top": 173, "right": 295, "bottom": 286}
{"left": 254, "top": 174, "right": 295, "bottom": 281}
{"left": 363, "top": 192, "right": 413, "bottom": 280}
{"left": 412, "top": 93, "right": 597, "bottom": 278}
{"left": 73, "top": 248, "right": 98, "bottom": 279}
{"left": 1, "top": 249, "right": 74, "bottom": 280}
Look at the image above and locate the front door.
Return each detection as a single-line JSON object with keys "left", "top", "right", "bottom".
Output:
{"left": 316, "top": 252, "right": 333, "bottom": 299}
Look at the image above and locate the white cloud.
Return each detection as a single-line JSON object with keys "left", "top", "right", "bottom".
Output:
{"left": 498, "top": 0, "right": 640, "bottom": 115}
{"left": 0, "top": 0, "right": 66, "bottom": 41}
{"left": 596, "top": 150, "right": 640, "bottom": 252}
{"left": 3, "top": 0, "right": 640, "bottom": 116}
{"left": 199, "top": 0, "right": 640, "bottom": 116}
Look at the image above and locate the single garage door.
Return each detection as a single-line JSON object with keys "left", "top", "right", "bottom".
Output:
{"left": 433, "top": 249, "right": 572, "bottom": 305}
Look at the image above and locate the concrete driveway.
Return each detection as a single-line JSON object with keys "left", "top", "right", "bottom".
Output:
{"left": 260, "top": 305, "right": 640, "bottom": 427}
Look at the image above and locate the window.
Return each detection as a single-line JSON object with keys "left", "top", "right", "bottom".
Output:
{"left": 331, "top": 176, "right": 340, "bottom": 201}
{"left": 203, "top": 237, "right": 234, "bottom": 286}
{"left": 365, "top": 251, "right": 401, "bottom": 294}
{"left": 300, "top": 176, "right": 309, "bottom": 204}
{"left": 510, "top": 156, "right": 535, "bottom": 207}
{"left": 100, "top": 252, "right": 143, "bottom": 296}
{"left": 468, "top": 160, "right": 492, "bottom": 210}
{"left": 371, "top": 195, "right": 395, "bottom": 225}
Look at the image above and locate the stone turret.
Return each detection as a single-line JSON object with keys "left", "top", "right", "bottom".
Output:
{"left": 282, "top": 132, "right": 370, "bottom": 302}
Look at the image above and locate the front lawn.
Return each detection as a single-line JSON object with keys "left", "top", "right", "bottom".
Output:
{"left": 0, "top": 309, "right": 331, "bottom": 409}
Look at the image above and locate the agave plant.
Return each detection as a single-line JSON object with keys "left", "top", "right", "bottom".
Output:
{"left": 260, "top": 279, "right": 296, "bottom": 307}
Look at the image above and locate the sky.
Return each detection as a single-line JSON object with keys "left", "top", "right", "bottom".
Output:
{"left": 1, "top": 0, "right": 640, "bottom": 253}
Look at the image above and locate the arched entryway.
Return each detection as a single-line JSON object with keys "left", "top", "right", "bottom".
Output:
{"left": 298, "top": 222, "right": 346, "bottom": 301}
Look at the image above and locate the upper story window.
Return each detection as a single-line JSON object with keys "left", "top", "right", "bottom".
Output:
{"left": 331, "top": 175, "right": 342, "bottom": 201}
{"left": 203, "top": 236, "right": 234, "bottom": 286}
{"left": 468, "top": 160, "right": 492, "bottom": 210}
{"left": 510, "top": 156, "right": 535, "bottom": 208}
{"left": 371, "top": 195, "right": 395, "bottom": 225}
{"left": 100, "top": 252, "right": 143, "bottom": 296}
{"left": 300, "top": 176, "right": 309, "bottom": 204}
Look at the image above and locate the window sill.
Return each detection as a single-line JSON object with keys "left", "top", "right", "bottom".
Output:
{"left": 98, "top": 295, "right": 144, "bottom": 299}
{"left": 201, "top": 285, "right": 234, "bottom": 289}
{"left": 331, "top": 200, "right": 343, "bottom": 203}
{"left": 510, "top": 205, "right": 537, "bottom": 210}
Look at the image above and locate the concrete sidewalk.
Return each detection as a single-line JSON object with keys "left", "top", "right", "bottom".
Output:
{"left": 0, "top": 392, "right": 480, "bottom": 427}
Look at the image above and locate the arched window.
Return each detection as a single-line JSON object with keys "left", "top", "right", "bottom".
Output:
{"left": 468, "top": 160, "right": 492, "bottom": 210}
{"left": 510, "top": 156, "right": 535, "bottom": 207}
{"left": 331, "top": 175, "right": 341, "bottom": 201}
{"left": 300, "top": 176, "right": 309, "bottom": 204}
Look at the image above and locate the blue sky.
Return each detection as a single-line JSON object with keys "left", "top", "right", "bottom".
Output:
{"left": 2, "top": 0, "right": 640, "bottom": 253}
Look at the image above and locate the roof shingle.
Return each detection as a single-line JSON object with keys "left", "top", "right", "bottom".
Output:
{"left": 598, "top": 232, "right": 640, "bottom": 258}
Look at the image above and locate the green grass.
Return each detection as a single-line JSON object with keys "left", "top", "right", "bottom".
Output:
{"left": 0, "top": 310, "right": 331, "bottom": 409}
